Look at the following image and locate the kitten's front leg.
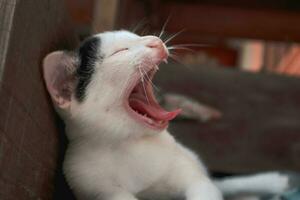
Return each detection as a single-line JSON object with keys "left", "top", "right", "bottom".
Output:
{"left": 185, "top": 179, "right": 223, "bottom": 200}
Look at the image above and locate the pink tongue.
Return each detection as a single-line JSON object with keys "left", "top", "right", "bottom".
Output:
{"left": 129, "top": 99, "right": 181, "bottom": 121}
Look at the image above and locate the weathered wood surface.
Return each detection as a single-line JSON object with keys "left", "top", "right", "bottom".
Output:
{"left": 159, "top": 4, "right": 300, "bottom": 43}
{"left": 0, "top": 0, "right": 17, "bottom": 83}
{"left": 0, "top": 0, "right": 78, "bottom": 199}
{"left": 117, "top": 0, "right": 300, "bottom": 43}
{"left": 155, "top": 64, "right": 300, "bottom": 173}
{"left": 92, "top": 0, "right": 119, "bottom": 33}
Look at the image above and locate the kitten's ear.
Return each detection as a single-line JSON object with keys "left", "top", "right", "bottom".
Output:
{"left": 43, "top": 51, "right": 77, "bottom": 109}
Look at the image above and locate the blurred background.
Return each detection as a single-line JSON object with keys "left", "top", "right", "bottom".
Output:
{"left": 67, "top": 0, "right": 300, "bottom": 76}
{"left": 1, "top": 0, "right": 300, "bottom": 199}
{"left": 61, "top": 0, "right": 300, "bottom": 172}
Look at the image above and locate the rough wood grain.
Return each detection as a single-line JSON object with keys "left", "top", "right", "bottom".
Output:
{"left": 155, "top": 64, "right": 300, "bottom": 173}
{"left": 117, "top": 0, "right": 300, "bottom": 43}
{"left": 0, "top": 0, "right": 78, "bottom": 199}
{"left": 92, "top": 0, "right": 119, "bottom": 33}
{"left": 160, "top": 4, "right": 300, "bottom": 42}
{"left": 0, "top": 0, "right": 17, "bottom": 84}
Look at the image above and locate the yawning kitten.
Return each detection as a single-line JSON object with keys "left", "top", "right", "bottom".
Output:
{"left": 43, "top": 30, "right": 224, "bottom": 200}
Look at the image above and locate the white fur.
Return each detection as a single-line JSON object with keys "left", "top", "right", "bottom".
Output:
{"left": 215, "top": 172, "right": 289, "bottom": 196}
{"left": 43, "top": 30, "right": 223, "bottom": 200}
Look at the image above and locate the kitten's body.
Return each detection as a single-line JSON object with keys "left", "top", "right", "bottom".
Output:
{"left": 43, "top": 30, "right": 222, "bottom": 200}
{"left": 43, "top": 30, "right": 290, "bottom": 200}
{"left": 65, "top": 129, "right": 215, "bottom": 200}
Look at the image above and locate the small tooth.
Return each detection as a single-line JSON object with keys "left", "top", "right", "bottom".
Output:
{"left": 146, "top": 118, "right": 153, "bottom": 123}
{"left": 163, "top": 59, "right": 168, "bottom": 64}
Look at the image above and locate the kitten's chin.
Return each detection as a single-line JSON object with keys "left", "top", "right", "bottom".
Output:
{"left": 124, "top": 64, "right": 181, "bottom": 131}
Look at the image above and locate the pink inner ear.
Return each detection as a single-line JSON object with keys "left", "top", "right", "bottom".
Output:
{"left": 43, "top": 51, "right": 76, "bottom": 108}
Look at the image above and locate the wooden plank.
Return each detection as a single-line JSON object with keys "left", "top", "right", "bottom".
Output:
{"left": 0, "top": 0, "right": 78, "bottom": 199}
{"left": 155, "top": 64, "right": 300, "bottom": 173}
{"left": 161, "top": 0, "right": 300, "bottom": 11}
{"left": 117, "top": 0, "right": 300, "bottom": 42}
{"left": 92, "top": 0, "right": 119, "bottom": 33}
{"left": 158, "top": 4, "right": 300, "bottom": 42}
{"left": 65, "top": 0, "right": 95, "bottom": 36}
{"left": 0, "top": 0, "right": 17, "bottom": 84}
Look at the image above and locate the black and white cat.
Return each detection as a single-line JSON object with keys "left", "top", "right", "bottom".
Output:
{"left": 43, "top": 30, "right": 290, "bottom": 200}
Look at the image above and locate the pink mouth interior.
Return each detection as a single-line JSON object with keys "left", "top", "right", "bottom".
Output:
{"left": 128, "top": 69, "right": 181, "bottom": 129}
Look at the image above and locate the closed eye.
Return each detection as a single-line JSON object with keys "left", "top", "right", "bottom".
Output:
{"left": 110, "top": 48, "right": 129, "bottom": 56}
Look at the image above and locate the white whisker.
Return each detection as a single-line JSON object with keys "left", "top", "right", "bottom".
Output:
{"left": 159, "top": 14, "right": 172, "bottom": 39}
{"left": 169, "top": 53, "right": 191, "bottom": 69}
{"left": 140, "top": 67, "right": 160, "bottom": 92}
{"left": 164, "top": 29, "right": 186, "bottom": 44}
{"left": 168, "top": 46, "right": 195, "bottom": 53}
{"left": 138, "top": 66, "right": 150, "bottom": 104}
{"left": 169, "top": 43, "right": 210, "bottom": 48}
{"left": 132, "top": 18, "right": 148, "bottom": 33}
{"left": 141, "top": 26, "right": 150, "bottom": 36}
{"left": 120, "top": 77, "right": 132, "bottom": 100}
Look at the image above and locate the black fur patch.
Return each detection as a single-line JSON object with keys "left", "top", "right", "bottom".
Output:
{"left": 76, "top": 37, "right": 101, "bottom": 101}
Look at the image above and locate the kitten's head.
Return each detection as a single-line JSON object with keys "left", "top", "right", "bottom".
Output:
{"left": 43, "top": 30, "right": 180, "bottom": 140}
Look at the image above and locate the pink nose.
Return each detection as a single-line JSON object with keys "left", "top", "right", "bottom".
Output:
{"left": 143, "top": 36, "right": 168, "bottom": 59}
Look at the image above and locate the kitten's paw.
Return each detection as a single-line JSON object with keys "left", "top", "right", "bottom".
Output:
{"left": 187, "top": 180, "right": 223, "bottom": 200}
{"left": 256, "top": 172, "right": 289, "bottom": 193}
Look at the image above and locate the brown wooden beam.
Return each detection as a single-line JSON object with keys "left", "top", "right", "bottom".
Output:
{"left": 158, "top": 4, "right": 300, "bottom": 42}
{"left": 161, "top": 0, "right": 300, "bottom": 12}
{"left": 0, "top": 0, "right": 78, "bottom": 199}
{"left": 117, "top": 0, "right": 300, "bottom": 42}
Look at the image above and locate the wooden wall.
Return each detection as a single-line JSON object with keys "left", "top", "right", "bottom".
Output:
{"left": 0, "top": 0, "right": 78, "bottom": 199}
{"left": 0, "top": 1, "right": 299, "bottom": 199}
{"left": 115, "top": 0, "right": 300, "bottom": 68}
{"left": 117, "top": 0, "right": 300, "bottom": 43}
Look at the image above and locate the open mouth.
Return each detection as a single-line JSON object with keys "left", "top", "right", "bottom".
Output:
{"left": 125, "top": 66, "right": 181, "bottom": 130}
